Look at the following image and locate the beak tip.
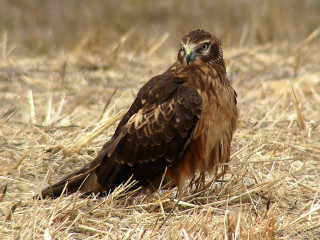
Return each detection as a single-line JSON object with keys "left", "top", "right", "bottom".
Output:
{"left": 186, "top": 55, "right": 191, "bottom": 65}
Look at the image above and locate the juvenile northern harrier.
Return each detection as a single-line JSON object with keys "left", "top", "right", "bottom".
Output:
{"left": 41, "top": 29, "right": 238, "bottom": 198}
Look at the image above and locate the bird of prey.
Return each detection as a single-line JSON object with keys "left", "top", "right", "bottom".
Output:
{"left": 40, "top": 29, "right": 238, "bottom": 198}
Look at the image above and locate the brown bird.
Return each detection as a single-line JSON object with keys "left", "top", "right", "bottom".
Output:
{"left": 40, "top": 29, "right": 238, "bottom": 198}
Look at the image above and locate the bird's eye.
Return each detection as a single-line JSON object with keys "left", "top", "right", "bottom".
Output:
{"left": 202, "top": 43, "right": 209, "bottom": 50}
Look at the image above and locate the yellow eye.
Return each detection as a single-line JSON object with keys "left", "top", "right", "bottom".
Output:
{"left": 202, "top": 43, "right": 209, "bottom": 50}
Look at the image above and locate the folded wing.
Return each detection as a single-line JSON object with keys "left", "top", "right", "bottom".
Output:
{"left": 41, "top": 75, "right": 202, "bottom": 198}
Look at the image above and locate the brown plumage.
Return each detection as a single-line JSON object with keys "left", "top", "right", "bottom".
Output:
{"left": 40, "top": 29, "right": 238, "bottom": 198}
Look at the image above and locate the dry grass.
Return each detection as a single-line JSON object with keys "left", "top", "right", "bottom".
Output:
{"left": 1, "top": 0, "right": 320, "bottom": 53}
{"left": 1, "top": 28, "right": 320, "bottom": 239}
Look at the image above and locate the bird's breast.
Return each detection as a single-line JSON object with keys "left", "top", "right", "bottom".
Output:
{"left": 166, "top": 65, "right": 238, "bottom": 191}
{"left": 191, "top": 70, "right": 238, "bottom": 168}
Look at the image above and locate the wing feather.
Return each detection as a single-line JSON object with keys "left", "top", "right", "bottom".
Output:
{"left": 105, "top": 84, "right": 202, "bottom": 168}
{"left": 76, "top": 74, "right": 204, "bottom": 191}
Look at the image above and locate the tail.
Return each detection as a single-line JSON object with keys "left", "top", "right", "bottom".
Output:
{"left": 39, "top": 148, "right": 126, "bottom": 198}
{"left": 38, "top": 145, "right": 169, "bottom": 198}
{"left": 40, "top": 164, "right": 103, "bottom": 198}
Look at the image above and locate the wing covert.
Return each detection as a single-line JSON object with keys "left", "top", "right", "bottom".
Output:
{"left": 107, "top": 84, "right": 202, "bottom": 167}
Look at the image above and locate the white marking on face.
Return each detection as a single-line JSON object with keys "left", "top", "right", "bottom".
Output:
{"left": 181, "top": 40, "right": 211, "bottom": 64}
{"left": 182, "top": 43, "right": 197, "bottom": 54}
{"left": 197, "top": 40, "right": 211, "bottom": 45}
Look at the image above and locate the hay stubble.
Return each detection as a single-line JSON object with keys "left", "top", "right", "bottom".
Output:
{"left": 0, "top": 36, "right": 320, "bottom": 239}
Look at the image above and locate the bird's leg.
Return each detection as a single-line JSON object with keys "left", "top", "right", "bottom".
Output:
{"left": 200, "top": 172, "right": 206, "bottom": 190}
{"left": 193, "top": 172, "right": 206, "bottom": 192}
{"left": 178, "top": 185, "right": 183, "bottom": 198}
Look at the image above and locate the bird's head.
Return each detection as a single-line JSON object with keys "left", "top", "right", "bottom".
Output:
{"left": 177, "top": 29, "right": 224, "bottom": 67}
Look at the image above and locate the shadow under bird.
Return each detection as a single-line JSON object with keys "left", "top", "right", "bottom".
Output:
{"left": 40, "top": 29, "right": 238, "bottom": 198}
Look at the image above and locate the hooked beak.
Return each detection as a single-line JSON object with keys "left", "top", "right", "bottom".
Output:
{"left": 185, "top": 47, "right": 193, "bottom": 65}
{"left": 186, "top": 54, "right": 192, "bottom": 65}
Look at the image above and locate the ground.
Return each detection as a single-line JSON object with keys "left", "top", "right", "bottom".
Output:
{"left": 1, "top": 34, "right": 320, "bottom": 239}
